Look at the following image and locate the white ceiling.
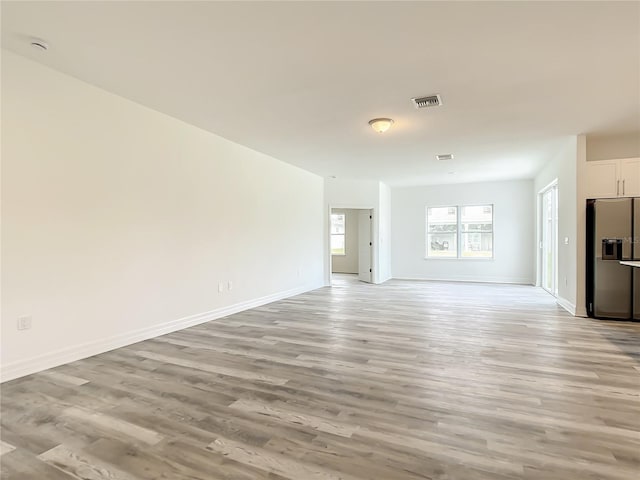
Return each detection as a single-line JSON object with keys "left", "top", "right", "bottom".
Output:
{"left": 2, "top": 1, "right": 639, "bottom": 186}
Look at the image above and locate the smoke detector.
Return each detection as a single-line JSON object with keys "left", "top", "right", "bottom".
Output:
{"left": 436, "top": 154, "right": 454, "bottom": 161}
{"left": 411, "top": 94, "right": 442, "bottom": 109}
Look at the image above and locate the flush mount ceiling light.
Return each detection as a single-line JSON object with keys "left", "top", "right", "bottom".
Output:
{"left": 368, "top": 118, "right": 394, "bottom": 134}
{"left": 436, "top": 154, "right": 454, "bottom": 161}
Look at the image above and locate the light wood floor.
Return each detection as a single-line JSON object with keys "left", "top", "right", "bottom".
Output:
{"left": 2, "top": 276, "right": 640, "bottom": 479}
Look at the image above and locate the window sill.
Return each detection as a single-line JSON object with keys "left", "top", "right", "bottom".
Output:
{"left": 424, "top": 257, "right": 494, "bottom": 261}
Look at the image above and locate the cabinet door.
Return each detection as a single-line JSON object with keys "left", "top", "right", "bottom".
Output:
{"left": 585, "top": 160, "right": 619, "bottom": 198}
{"left": 619, "top": 158, "right": 640, "bottom": 197}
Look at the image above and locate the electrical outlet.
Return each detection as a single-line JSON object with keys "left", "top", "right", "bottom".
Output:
{"left": 228, "top": 280, "right": 233, "bottom": 291}
{"left": 17, "top": 315, "right": 32, "bottom": 330}
{"left": 218, "top": 282, "right": 224, "bottom": 293}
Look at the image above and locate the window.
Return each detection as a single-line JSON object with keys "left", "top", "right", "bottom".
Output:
{"left": 460, "top": 205, "right": 493, "bottom": 258}
{"left": 426, "top": 206, "right": 458, "bottom": 258}
{"left": 426, "top": 205, "right": 493, "bottom": 258}
{"left": 330, "top": 213, "right": 346, "bottom": 255}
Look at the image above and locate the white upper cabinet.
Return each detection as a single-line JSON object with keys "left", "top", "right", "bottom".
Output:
{"left": 586, "top": 157, "right": 640, "bottom": 198}
{"left": 585, "top": 160, "right": 619, "bottom": 198}
{"left": 619, "top": 157, "right": 640, "bottom": 197}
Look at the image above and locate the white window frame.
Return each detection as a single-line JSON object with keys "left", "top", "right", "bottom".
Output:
{"left": 426, "top": 204, "right": 494, "bottom": 259}
{"left": 330, "top": 213, "right": 346, "bottom": 256}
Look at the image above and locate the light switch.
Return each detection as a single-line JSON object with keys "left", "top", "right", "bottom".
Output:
{"left": 564, "top": 237, "right": 569, "bottom": 245}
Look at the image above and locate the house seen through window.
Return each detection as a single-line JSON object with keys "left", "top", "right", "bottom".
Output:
{"left": 427, "top": 205, "right": 493, "bottom": 258}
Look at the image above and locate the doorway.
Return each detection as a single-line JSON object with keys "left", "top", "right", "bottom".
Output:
{"left": 539, "top": 181, "right": 558, "bottom": 296}
{"left": 330, "top": 208, "right": 373, "bottom": 284}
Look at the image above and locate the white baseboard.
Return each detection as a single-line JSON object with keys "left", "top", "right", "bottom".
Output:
{"left": 1, "top": 283, "right": 323, "bottom": 383}
{"left": 393, "top": 276, "right": 534, "bottom": 285}
{"left": 376, "top": 274, "right": 393, "bottom": 284}
{"left": 574, "top": 306, "right": 587, "bottom": 318}
{"left": 556, "top": 296, "right": 577, "bottom": 316}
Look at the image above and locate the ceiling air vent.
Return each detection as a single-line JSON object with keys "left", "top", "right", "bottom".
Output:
{"left": 436, "top": 154, "right": 454, "bottom": 161}
{"left": 411, "top": 94, "right": 442, "bottom": 109}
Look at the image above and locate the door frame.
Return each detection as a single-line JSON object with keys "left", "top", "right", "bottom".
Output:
{"left": 327, "top": 205, "right": 376, "bottom": 286}
{"left": 357, "top": 209, "right": 374, "bottom": 283}
{"left": 537, "top": 180, "right": 558, "bottom": 296}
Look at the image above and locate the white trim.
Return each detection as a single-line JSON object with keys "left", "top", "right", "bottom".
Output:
{"left": 425, "top": 204, "right": 494, "bottom": 260}
{"left": 1, "top": 283, "right": 323, "bottom": 383}
{"left": 423, "top": 257, "right": 494, "bottom": 261}
{"left": 556, "top": 296, "right": 576, "bottom": 316}
{"left": 537, "top": 180, "right": 559, "bottom": 296}
{"left": 537, "top": 178, "right": 559, "bottom": 195}
{"left": 328, "top": 205, "right": 376, "bottom": 285}
{"left": 377, "top": 274, "right": 393, "bottom": 284}
{"left": 393, "top": 276, "right": 534, "bottom": 285}
{"left": 574, "top": 305, "right": 587, "bottom": 318}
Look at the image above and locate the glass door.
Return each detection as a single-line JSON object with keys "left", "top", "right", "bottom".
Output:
{"left": 541, "top": 183, "right": 558, "bottom": 296}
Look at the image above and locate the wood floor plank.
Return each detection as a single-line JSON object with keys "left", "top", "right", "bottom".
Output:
{"left": 1, "top": 448, "right": 78, "bottom": 480}
{"left": 133, "top": 349, "right": 289, "bottom": 385}
{"left": 229, "top": 398, "right": 359, "bottom": 438}
{"left": 38, "top": 371, "right": 90, "bottom": 387}
{"left": 37, "top": 444, "right": 141, "bottom": 480}
{"left": 61, "top": 406, "right": 164, "bottom": 446}
{"left": 0, "top": 440, "right": 16, "bottom": 455}
{"left": 207, "top": 436, "right": 363, "bottom": 480}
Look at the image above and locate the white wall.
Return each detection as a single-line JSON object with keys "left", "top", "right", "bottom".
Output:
{"left": 391, "top": 180, "right": 534, "bottom": 284}
{"left": 576, "top": 134, "right": 587, "bottom": 317}
{"left": 325, "top": 178, "right": 381, "bottom": 208}
{"left": 378, "top": 182, "right": 392, "bottom": 282}
{"left": 1, "top": 52, "right": 324, "bottom": 381}
{"left": 534, "top": 136, "right": 579, "bottom": 314}
{"left": 586, "top": 132, "right": 640, "bottom": 161}
{"left": 331, "top": 208, "right": 359, "bottom": 273}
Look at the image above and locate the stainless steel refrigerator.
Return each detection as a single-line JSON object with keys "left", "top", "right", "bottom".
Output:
{"left": 586, "top": 197, "right": 639, "bottom": 320}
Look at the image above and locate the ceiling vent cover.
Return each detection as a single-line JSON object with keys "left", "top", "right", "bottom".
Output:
{"left": 412, "top": 94, "right": 442, "bottom": 109}
{"left": 436, "top": 154, "right": 454, "bottom": 161}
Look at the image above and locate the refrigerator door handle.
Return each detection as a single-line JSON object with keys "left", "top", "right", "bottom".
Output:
{"left": 617, "top": 180, "right": 620, "bottom": 196}
{"left": 622, "top": 179, "right": 625, "bottom": 196}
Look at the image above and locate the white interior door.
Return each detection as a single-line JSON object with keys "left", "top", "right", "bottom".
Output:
{"left": 358, "top": 210, "right": 372, "bottom": 282}
{"left": 540, "top": 184, "right": 558, "bottom": 296}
